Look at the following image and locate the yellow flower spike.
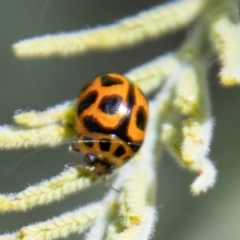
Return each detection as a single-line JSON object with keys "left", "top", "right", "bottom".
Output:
{"left": 116, "top": 155, "right": 156, "bottom": 230}
{"left": 174, "top": 65, "right": 200, "bottom": 116}
{"left": 85, "top": 185, "right": 126, "bottom": 240}
{"left": 210, "top": 15, "right": 240, "bottom": 85}
{"left": 190, "top": 157, "right": 217, "bottom": 195}
{"left": 181, "top": 119, "right": 203, "bottom": 165}
{"left": 19, "top": 203, "right": 101, "bottom": 240}
{"left": 0, "top": 233, "right": 19, "bottom": 240}
{"left": 85, "top": 216, "right": 108, "bottom": 240}
{"left": 181, "top": 117, "right": 213, "bottom": 165}
{"left": 177, "top": 62, "right": 212, "bottom": 166}
{"left": 118, "top": 168, "right": 152, "bottom": 227}
{"left": 14, "top": 101, "right": 75, "bottom": 128}
{"left": 0, "top": 168, "right": 97, "bottom": 212}
{"left": 106, "top": 207, "right": 157, "bottom": 240}
{"left": 161, "top": 122, "right": 183, "bottom": 161}
{"left": 0, "top": 124, "right": 75, "bottom": 150}
{"left": 161, "top": 111, "right": 217, "bottom": 195}
{"left": 0, "top": 195, "right": 13, "bottom": 211}
{"left": 152, "top": 65, "right": 186, "bottom": 159}
{"left": 13, "top": 0, "right": 204, "bottom": 58}
{"left": 154, "top": 61, "right": 216, "bottom": 194}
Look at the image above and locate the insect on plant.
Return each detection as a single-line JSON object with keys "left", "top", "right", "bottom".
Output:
{"left": 0, "top": 0, "right": 240, "bottom": 239}
{"left": 69, "top": 73, "right": 149, "bottom": 177}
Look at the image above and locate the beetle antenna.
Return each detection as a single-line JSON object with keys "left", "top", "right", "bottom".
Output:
{"left": 0, "top": 148, "right": 43, "bottom": 183}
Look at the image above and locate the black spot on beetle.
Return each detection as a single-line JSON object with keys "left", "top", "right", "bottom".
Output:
{"left": 77, "top": 91, "right": 98, "bottom": 115}
{"left": 136, "top": 106, "right": 147, "bottom": 130}
{"left": 101, "top": 75, "right": 124, "bottom": 86}
{"left": 83, "top": 136, "right": 94, "bottom": 148}
{"left": 99, "top": 139, "right": 111, "bottom": 152}
{"left": 128, "top": 142, "right": 141, "bottom": 152}
{"left": 98, "top": 95, "right": 123, "bottom": 115}
{"left": 113, "top": 145, "right": 126, "bottom": 157}
{"left": 83, "top": 116, "right": 102, "bottom": 133}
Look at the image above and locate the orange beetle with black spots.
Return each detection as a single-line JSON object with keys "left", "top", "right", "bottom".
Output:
{"left": 70, "top": 73, "right": 149, "bottom": 176}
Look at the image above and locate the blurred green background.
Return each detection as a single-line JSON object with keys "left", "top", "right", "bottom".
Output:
{"left": 0, "top": 1, "right": 240, "bottom": 239}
